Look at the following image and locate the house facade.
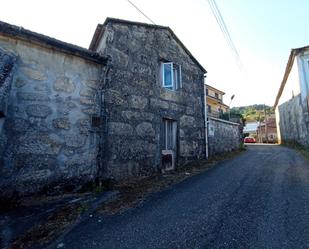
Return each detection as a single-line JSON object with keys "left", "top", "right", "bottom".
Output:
{"left": 0, "top": 18, "right": 207, "bottom": 197}
{"left": 274, "top": 45, "right": 309, "bottom": 146}
{"left": 205, "top": 84, "right": 229, "bottom": 119}
{"left": 256, "top": 116, "right": 277, "bottom": 143}
{"left": 89, "top": 18, "right": 207, "bottom": 179}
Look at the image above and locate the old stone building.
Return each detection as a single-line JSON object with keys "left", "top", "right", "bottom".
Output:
{"left": 274, "top": 45, "right": 309, "bottom": 146}
{"left": 0, "top": 18, "right": 207, "bottom": 197}
{"left": 89, "top": 18, "right": 207, "bottom": 179}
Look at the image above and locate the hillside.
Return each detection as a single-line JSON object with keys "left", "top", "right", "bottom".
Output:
{"left": 231, "top": 104, "right": 274, "bottom": 122}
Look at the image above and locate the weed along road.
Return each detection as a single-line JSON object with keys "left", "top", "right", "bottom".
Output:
{"left": 48, "top": 145, "right": 309, "bottom": 249}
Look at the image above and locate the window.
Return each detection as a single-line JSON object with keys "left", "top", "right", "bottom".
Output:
{"left": 162, "top": 62, "right": 182, "bottom": 90}
{"left": 206, "top": 88, "right": 209, "bottom": 96}
{"left": 215, "top": 93, "right": 219, "bottom": 99}
{"left": 91, "top": 116, "right": 101, "bottom": 128}
{"left": 207, "top": 105, "right": 212, "bottom": 113}
{"left": 162, "top": 118, "right": 177, "bottom": 150}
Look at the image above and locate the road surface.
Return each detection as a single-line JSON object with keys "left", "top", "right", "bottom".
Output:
{"left": 49, "top": 145, "right": 309, "bottom": 249}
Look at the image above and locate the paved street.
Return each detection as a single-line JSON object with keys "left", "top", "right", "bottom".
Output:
{"left": 49, "top": 145, "right": 309, "bottom": 249}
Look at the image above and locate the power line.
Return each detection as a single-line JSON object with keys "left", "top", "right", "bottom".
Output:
{"left": 127, "top": 0, "right": 156, "bottom": 25}
{"left": 207, "top": 0, "right": 244, "bottom": 70}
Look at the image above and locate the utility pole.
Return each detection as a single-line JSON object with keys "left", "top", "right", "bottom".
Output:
{"left": 264, "top": 104, "right": 268, "bottom": 143}
{"left": 228, "top": 94, "right": 235, "bottom": 121}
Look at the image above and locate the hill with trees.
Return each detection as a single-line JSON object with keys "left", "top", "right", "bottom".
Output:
{"left": 231, "top": 104, "right": 274, "bottom": 122}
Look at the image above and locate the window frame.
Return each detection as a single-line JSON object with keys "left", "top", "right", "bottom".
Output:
{"left": 161, "top": 62, "right": 182, "bottom": 91}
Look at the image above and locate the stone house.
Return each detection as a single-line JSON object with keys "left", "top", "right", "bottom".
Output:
{"left": 0, "top": 18, "right": 207, "bottom": 197}
{"left": 274, "top": 45, "right": 309, "bottom": 146}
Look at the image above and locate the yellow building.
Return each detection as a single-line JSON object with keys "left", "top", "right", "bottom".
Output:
{"left": 205, "top": 84, "right": 229, "bottom": 119}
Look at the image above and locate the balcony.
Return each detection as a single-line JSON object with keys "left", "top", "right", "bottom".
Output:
{"left": 207, "top": 110, "right": 229, "bottom": 120}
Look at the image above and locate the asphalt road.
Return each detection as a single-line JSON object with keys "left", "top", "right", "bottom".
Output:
{"left": 49, "top": 145, "right": 309, "bottom": 249}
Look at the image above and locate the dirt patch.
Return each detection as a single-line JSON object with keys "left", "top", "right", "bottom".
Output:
{"left": 10, "top": 204, "right": 83, "bottom": 249}
{"left": 100, "top": 150, "right": 243, "bottom": 215}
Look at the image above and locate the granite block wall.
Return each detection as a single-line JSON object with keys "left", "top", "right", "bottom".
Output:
{"left": 208, "top": 117, "right": 240, "bottom": 156}
{"left": 0, "top": 36, "right": 104, "bottom": 196}
{"left": 95, "top": 21, "right": 206, "bottom": 180}
{"left": 278, "top": 94, "right": 309, "bottom": 147}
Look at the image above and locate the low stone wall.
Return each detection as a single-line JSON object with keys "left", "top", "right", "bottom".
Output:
{"left": 278, "top": 94, "right": 309, "bottom": 147}
{"left": 208, "top": 117, "right": 240, "bottom": 156}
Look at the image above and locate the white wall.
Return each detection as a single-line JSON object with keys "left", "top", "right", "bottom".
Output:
{"left": 277, "top": 58, "right": 300, "bottom": 107}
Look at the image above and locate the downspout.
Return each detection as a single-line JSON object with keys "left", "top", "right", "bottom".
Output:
{"left": 203, "top": 78, "right": 209, "bottom": 159}
{"left": 97, "top": 56, "right": 112, "bottom": 182}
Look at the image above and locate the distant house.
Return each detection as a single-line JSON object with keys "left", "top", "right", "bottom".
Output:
{"left": 274, "top": 45, "right": 309, "bottom": 146}
{"left": 256, "top": 116, "right": 278, "bottom": 143}
{"left": 243, "top": 121, "right": 259, "bottom": 138}
{"left": 205, "top": 84, "right": 229, "bottom": 119}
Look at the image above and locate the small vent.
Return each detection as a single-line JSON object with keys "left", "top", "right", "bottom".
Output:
{"left": 91, "top": 116, "right": 101, "bottom": 128}
{"left": 162, "top": 150, "right": 174, "bottom": 171}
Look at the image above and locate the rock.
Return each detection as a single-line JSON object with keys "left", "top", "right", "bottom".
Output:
{"left": 105, "top": 90, "right": 125, "bottom": 106}
{"left": 109, "top": 122, "right": 134, "bottom": 136}
{"left": 150, "top": 98, "right": 169, "bottom": 109}
{"left": 82, "top": 106, "right": 100, "bottom": 115}
{"left": 26, "top": 104, "right": 52, "bottom": 118}
{"left": 80, "top": 88, "right": 96, "bottom": 97}
{"left": 53, "top": 76, "right": 76, "bottom": 93}
{"left": 21, "top": 67, "right": 47, "bottom": 81}
{"left": 4, "top": 118, "right": 29, "bottom": 133}
{"left": 122, "top": 111, "right": 154, "bottom": 121}
{"left": 129, "top": 95, "right": 148, "bottom": 109}
{"left": 136, "top": 122, "right": 155, "bottom": 137}
{"left": 14, "top": 77, "right": 27, "bottom": 88}
{"left": 80, "top": 97, "right": 96, "bottom": 105}
{"left": 17, "top": 92, "right": 50, "bottom": 102}
{"left": 180, "top": 115, "right": 196, "bottom": 127}
{"left": 53, "top": 118, "right": 71, "bottom": 130}
{"left": 65, "top": 134, "right": 86, "bottom": 148}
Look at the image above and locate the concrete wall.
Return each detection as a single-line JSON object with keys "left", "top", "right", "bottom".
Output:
{"left": 208, "top": 117, "right": 240, "bottom": 156}
{"left": 276, "top": 51, "right": 309, "bottom": 146}
{"left": 0, "top": 36, "right": 104, "bottom": 196}
{"left": 95, "top": 22, "right": 206, "bottom": 180}
{"left": 277, "top": 94, "right": 309, "bottom": 147}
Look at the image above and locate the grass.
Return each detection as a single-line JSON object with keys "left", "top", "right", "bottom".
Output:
{"left": 283, "top": 142, "right": 309, "bottom": 162}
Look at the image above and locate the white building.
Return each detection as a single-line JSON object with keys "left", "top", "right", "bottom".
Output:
{"left": 274, "top": 45, "right": 309, "bottom": 146}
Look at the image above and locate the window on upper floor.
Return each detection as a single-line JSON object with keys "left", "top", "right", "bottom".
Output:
{"left": 207, "top": 105, "right": 212, "bottom": 113}
{"left": 161, "top": 62, "right": 182, "bottom": 90}
{"left": 215, "top": 93, "right": 219, "bottom": 99}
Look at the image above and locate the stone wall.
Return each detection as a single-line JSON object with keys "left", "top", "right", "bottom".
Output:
{"left": 0, "top": 36, "right": 104, "bottom": 196}
{"left": 208, "top": 117, "right": 240, "bottom": 156}
{"left": 278, "top": 94, "right": 309, "bottom": 147}
{"left": 0, "top": 48, "right": 17, "bottom": 117}
{"left": 95, "top": 21, "right": 206, "bottom": 180}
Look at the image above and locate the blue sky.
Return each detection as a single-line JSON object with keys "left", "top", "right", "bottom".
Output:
{"left": 1, "top": 0, "right": 308, "bottom": 107}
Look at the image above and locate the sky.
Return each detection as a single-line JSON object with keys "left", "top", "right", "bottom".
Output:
{"left": 1, "top": 0, "right": 309, "bottom": 107}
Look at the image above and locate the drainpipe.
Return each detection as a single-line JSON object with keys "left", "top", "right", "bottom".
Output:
{"left": 203, "top": 80, "right": 209, "bottom": 159}
{"left": 97, "top": 56, "right": 112, "bottom": 182}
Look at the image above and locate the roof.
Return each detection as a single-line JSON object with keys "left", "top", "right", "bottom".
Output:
{"left": 205, "top": 84, "right": 225, "bottom": 95}
{"left": 0, "top": 21, "right": 107, "bottom": 65}
{"left": 274, "top": 45, "right": 309, "bottom": 108}
{"left": 89, "top": 17, "right": 207, "bottom": 73}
